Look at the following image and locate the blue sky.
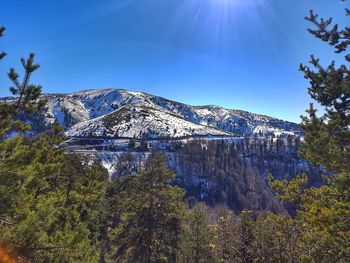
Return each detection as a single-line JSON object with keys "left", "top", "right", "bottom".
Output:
{"left": 0, "top": 0, "right": 346, "bottom": 122}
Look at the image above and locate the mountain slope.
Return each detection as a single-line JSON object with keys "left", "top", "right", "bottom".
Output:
{"left": 2, "top": 88, "right": 301, "bottom": 138}
{"left": 66, "top": 105, "right": 232, "bottom": 138}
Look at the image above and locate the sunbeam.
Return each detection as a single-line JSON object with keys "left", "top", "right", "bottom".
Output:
{"left": 162, "top": 0, "right": 271, "bottom": 54}
{"left": 208, "top": 0, "right": 265, "bottom": 7}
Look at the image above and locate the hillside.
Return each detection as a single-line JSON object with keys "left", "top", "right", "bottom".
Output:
{"left": 1, "top": 88, "right": 301, "bottom": 138}
{"left": 65, "top": 104, "right": 232, "bottom": 138}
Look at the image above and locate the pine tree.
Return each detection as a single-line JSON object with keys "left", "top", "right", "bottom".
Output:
{"left": 213, "top": 207, "right": 241, "bottom": 262}
{"left": 111, "top": 153, "right": 187, "bottom": 263}
{"left": 252, "top": 213, "right": 301, "bottom": 263}
{"left": 177, "top": 204, "right": 216, "bottom": 263}
{"left": 0, "top": 27, "right": 45, "bottom": 138}
{"left": 271, "top": 3, "right": 350, "bottom": 262}
{"left": 0, "top": 134, "right": 109, "bottom": 262}
{"left": 298, "top": 4, "right": 350, "bottom": 262}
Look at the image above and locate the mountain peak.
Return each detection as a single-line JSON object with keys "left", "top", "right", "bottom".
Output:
{"left": 3, "top": 88, "right": 302, "bottom": 138}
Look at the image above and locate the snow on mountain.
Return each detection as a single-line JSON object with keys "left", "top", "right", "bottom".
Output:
{"left": 66, "top": 104, "right": 232, "bottom": 138}
{"left": 2, "top": 88, "right": 301, "bottom": 138}
{"left": 43, "top": 94, "right": 90, "bottom": 127}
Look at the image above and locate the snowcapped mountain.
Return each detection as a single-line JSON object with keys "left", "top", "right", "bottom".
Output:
{"left": 1, "top": 89, "right": 316, "bottom": 212}
{"left": 66, "top": 105, "right": 231, "bottom": 138}
{"left": 4, "top": 88, "right": 301, "bottom": 138}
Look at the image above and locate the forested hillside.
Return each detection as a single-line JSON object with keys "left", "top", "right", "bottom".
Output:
{"left": 104, "top": 136, "right": 322, "bottom": 213}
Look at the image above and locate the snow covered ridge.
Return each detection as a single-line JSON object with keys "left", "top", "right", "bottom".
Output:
{"left": 66, "top": 105, "right": 232, "bottom": 138}
{"left": 1, "top": 88, "right": 302, "bottom": 139}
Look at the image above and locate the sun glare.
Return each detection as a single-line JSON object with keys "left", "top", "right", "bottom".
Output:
{"left": 209, "top": 0, "right": 264, "bottom": 7}
{"left": 177, "top": 0, "right": 267, "bottom": 42}
{"left": 210, "top": 0, "right": 244, "bottom": 7}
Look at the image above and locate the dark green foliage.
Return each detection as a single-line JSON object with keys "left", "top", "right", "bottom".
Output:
{"left": 0, "top": 135, "right": 109, "bottom": 262}
{"left": 252, "top": 213, "right": 301, "bottom": 263}
{"left": 110, "top": 154, "right": 187, "bottom": 263}
{"left": 177, "top": 204, "right": 215, "bottom": 263}
{"left": 299, "top": 9, "right": 350, "bottom": 174}
{"left": 178, "top": 204, "right": 304, "bottom": 263}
